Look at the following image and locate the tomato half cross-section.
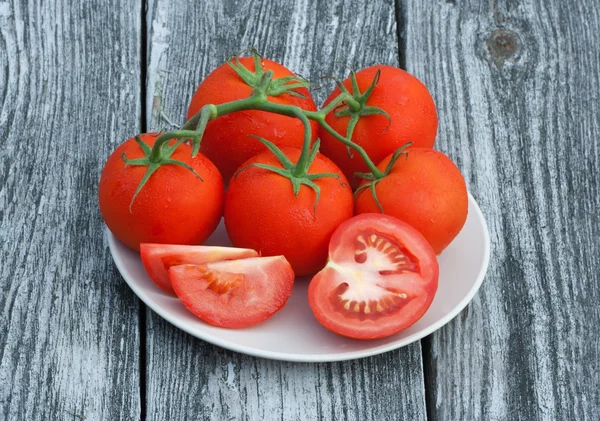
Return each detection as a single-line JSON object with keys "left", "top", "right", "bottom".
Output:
{"left": 169, "top": 256, "right": 295, "bottom": 328}
{"left": 308, "top": 214, "right": 439, "bottom": 339}
{"left": 140, "top": 243, "right": 259, "bottom": 295}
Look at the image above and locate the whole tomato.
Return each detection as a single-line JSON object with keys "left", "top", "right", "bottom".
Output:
{"left": 319, "top": 65, "right": 438, "bottom": 181}
{"left": 224, "top": 148, "right": 354, "bottom": 276}
{"left": 99, "top": 133, "right": 224, "bottom": 251}
{"left": 354, "top": 148, "right": 467, "bottom": 254}
{"left": 187, "top": 57, "right": 318, "bottom": 182}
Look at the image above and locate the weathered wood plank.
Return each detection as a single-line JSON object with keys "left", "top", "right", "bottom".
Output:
{"left": 404, "top": 0, "right": 600, "bottom": 419}
{"left": 0, "top": 1, "right": 142, "bottom": 420}
{"left": 144, "top": 0, "right": 426, "bottom": 420}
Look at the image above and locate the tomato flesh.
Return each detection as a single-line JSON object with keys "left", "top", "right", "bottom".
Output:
{"left": 140, "top": 243, "right": 258, "bottom": 295}
{"left": 308, "top": 214, "right": 438, "bottom": 339}
{"left": 169, "top": 256, "right": 295, "bottom": 328}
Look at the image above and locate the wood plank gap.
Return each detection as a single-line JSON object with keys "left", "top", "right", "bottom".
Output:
{"left": 393, "top": 0, "right": 406, "bottom": 69}
{"left": 140, "top": 0, "right": 148, "bottom": 420}
{"left": 422, "top": 335, "right": 435, "bottom": 421}
{"left": 140, "top": 0, "right": 148, "bottom": 131}
{"left": 139, "top": 307, "right": 147, "bottom": 421}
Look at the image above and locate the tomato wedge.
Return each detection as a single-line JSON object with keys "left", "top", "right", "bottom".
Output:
{"left": 140, "top": 243, "right": 258, "bottom": 295}
{"left": 308, "top": 214, "right": 439, "bottom": 339}
{"left": 169, "top": 256, "right": 295, "bottom": 328}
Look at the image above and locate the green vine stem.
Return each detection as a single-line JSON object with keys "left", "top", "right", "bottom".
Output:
{"left": 353, "top": 141, "right": 413, "bottom": 213}
{"left": 177, "top": 86, "right": 386, "bottom": 179}
{"left": 308, "top": 115, "right": 385, "bottom": 179}
{"left": 125, "top": 51, "right": 391, "bottom": 210}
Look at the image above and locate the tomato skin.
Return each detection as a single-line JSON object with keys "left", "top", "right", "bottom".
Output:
{"left": 99, "top": 133, "right": 224, "bottom": 251}
{"left": 140, "top": 243, "right": 258, "bottom": 295}
{"left": 169, "top": 256, "right": 295, "bottom": 328}
{"left": 319, "top": 65, "right": 438, "bottom": 181}
{"left": 308, "top": 214, "right": 439, "bottom": 339}
{"left": 355, "top": 148, "right": 468, "bottom": 254}
{"left": 224, "top": 148, "right": 354, "bottom": 276}
{"left": 187, "top": 57, "right": 319, "bottom": 182}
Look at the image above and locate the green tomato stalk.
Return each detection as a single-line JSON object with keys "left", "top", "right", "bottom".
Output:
{"left": 123, "top": 50, "right": 393, "bottom": 211}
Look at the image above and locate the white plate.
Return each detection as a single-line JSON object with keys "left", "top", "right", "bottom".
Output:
{"left": 108, "top": 193, "right": 490, "bottom": 362}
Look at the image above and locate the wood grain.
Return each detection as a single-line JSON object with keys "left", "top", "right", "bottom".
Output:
{"left": 144, "top": 0, "right": 427, "bottom": 420}
{"left": 404, "top": 0, "right": 600, "bottom": 419}
{"left": 0, "top": 1, "right": 142, "bottom": 420}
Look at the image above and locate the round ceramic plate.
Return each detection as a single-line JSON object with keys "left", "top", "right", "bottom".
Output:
{"left": 108, "top": 193, "right": 490, "bottom": 362}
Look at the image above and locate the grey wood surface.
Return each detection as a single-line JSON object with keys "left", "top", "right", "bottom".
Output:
{"left": 2, "top": 0, "right": 599, "bottom": 420}
{"left": 0, "top": 0, "right": 142, "bottom": 420}
{"left": 144, "top": 0, "right": 427, "bottom": 420}
{"left": 404, "top": 0, "right": 600, "bottom": 420}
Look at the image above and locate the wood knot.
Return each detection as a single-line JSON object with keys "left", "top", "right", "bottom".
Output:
{"left": 487, "top": 29, "right": 521, "bottom": 68}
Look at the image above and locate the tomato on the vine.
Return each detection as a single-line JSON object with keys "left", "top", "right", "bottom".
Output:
{"left": 98, "top": 133, "right": 224, "bottom": 251}
{"left": 319, "top": 65, "right": 438, "bottom": 181}
{"left": 187, "top": 57, "right": 319, "bottom": 182}
{"left": 224, "top": 147, "right": 354, "bottom": 276}
{"left": 355, "top": 148, "right": 468, "bottom": 254}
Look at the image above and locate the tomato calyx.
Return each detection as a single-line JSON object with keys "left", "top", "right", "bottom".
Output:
{"left": 325, "top": 69, "right": 392, "bottom": 159}
{"left": 121, "top": 133, "right": 203, "bottom": 212}
{"left": 226, "top": 49, "right": 315, "bottom": 99}
{"left": 235, "top": 136, "right": 342, "bottom": 216}
{"left": 353, "top": 142, "right": 413, "bottom": 213}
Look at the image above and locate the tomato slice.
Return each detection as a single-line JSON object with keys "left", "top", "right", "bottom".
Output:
{"left": 308, "top": 214, "right": 439, "bottom": 339}
{"left": 169, "top": 256, "right": 295, "bottom": 328}
{"left": 140, "top": 243, "right": 258, "bottom": 295}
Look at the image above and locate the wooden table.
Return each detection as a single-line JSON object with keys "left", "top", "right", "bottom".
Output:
{"left": 1, "top": 0, "right": 598, "bottom": 419}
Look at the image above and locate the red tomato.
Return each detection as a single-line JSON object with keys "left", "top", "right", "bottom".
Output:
{"left": 140, "top": 243, "right": 259, "bottom": 295}
{"left": 308, "top": 214, "right": 439, "bottom": 339}
{"left": 99, "top": 133, "right": 224, "bottom": 251}
{"left": 319, "top": 65, "right": 438, "bottom": 181}
{"left": 355, "top": 148, "right": 468, "bottom": 254}
{"left": 187, "top": 57, "right": 318, "bottom": 182}
{"left": 224, "top": 147, "right": 354, "bottom": 276}
{"left": 170, "top": 256, "right": 295, "bottom": 328}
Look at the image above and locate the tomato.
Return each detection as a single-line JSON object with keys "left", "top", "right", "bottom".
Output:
{"left": 319, "top": 65, "right": 438, "bottom": 181}
{"left": 99, "top": 133, "right": 224, "bottom": 251}
{"left": 169, "top": 256, "right": 295, "bottom": 328}
{"left": 187, "top": 57, "right": 319, "bottom": 182}
{"left": 308, "top": 214, "right": 438, "bottom": 339}
{"left": 355, "top": 148, "right": 468, "bottom": 254}
{"left": 140, "top": 243, "right": 259, "bottom": 295}
{"left": 224, "top": 147, "right": 353, "bottom": 276}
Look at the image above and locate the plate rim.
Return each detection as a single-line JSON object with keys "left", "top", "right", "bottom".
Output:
{"left": 108, "top": 192, "right": 491, "bottom": 362}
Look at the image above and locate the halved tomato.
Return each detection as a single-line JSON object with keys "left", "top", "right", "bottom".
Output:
{"left": 169, "top": 256, "right": 295, "bottom": 328}
{"left": 140, "top": 243, "right": 258, "bottom": 295}
{"left": 308, "top": 214, "right": 438, "bottom": 339}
